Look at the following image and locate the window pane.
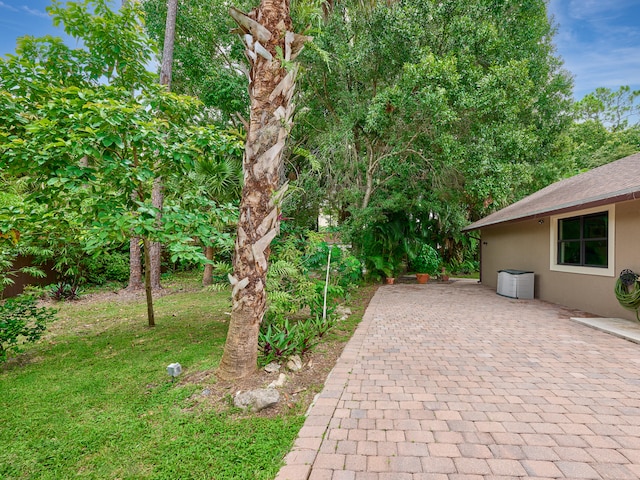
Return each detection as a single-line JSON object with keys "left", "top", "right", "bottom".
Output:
{"left": 584, "top": 214, "right": 607, "bottom": 239}
{"left": 585, "top": 240, "right": 608, "bottom": 266}
{"left": 559, "top": 241, "right": 581, "bottom": 265}
{"left": 559, "top": 218, "right": 580, "bottom": 240}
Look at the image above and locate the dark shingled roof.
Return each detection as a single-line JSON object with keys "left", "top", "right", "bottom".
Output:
{"left": 463, "top": 152, "right": 640, "bottom": 231}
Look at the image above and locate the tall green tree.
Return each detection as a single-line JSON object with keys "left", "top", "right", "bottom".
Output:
{"left": 567, "top": 86, "right": 640, "bottom": 171}
{"left": 574, "top": 86, "right": 640, "bottom": 132}
{"left": 148, "top": 0, "right": 179, "bottom": 292}
{"left": 143, "top": 0, "right": 252, "bottom": 124}
{"left": 291, "top": 0, "right": 572, "bottom": 261}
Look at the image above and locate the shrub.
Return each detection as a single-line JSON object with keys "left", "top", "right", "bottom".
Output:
{"left": 84, "top": 250, "right": 129, "bottom": 285}
{"left": 450, "top": 259, "right": 479, "bottom": 275}
{"left": 0, "top": 295, "right": 57, "bottom": 363}
{"left": 305, "top": 242, "right": 363, "bottom": 290}
{"left": 411, "top": 244, "right": 440, "bottom": 275}
{"left": 48, "top": 282, "right": 83, "bottom": 301}
{"left": 258, "top": 315, "right": 337, "bottom": 366}
{"left": 21, "top": 284, "right": 49, "bottom": 299}
{"left": 257, "top": 228, "right": 362, "bottom": 366}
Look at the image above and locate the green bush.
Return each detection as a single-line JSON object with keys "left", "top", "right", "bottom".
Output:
{"left": 305, "top": 242, "right": 363, "bottom": 290}
{"left": 450, "top": 259, "right": 479, "bottom": 275}
{"left": 84, "top": 250, "right": 129, "bottom": 285}
{"left": 0, "top": 295, "right": 57, "bottom": 363}
{"left": 411, "top": 244, "right": 441, "bottom": 275}
{"left": 258, "top": 315, "right": 337, "bottom": 366}
{"left": 257, "top": 229, "right": 359, "bottom": 366}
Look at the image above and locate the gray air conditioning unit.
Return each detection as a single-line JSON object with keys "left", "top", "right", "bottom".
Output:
{"left": 497, "top": 270, "right": 534, "bottom": 299}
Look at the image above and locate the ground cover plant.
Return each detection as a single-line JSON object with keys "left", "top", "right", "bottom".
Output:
{"left": 0, "top": 295, "right": 57, "bottom": 363}
{"left": 0, "top": 272, "right": 375, "bottom": 479}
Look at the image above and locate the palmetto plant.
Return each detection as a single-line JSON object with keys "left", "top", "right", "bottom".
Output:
{"left": 193, "top": 155, "right": 243, "bottom": 202}
{"left": 179, "top": 150, "right": 242, "bottom": 286}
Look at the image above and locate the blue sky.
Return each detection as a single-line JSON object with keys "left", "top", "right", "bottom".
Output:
{"left": 1, "top": 0, "right": 639, "bottom": 101}
{"left": 547, "top": 0, "right": 640, "bottom": 99}
{"left": 0, "top": 1, "right": 60, "bottom": 53}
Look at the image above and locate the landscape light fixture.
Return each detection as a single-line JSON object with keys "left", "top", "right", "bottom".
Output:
{"left": 167, "top": 362, "right": 182, "bottom": 381}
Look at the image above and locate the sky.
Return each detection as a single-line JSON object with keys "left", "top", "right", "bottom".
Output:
{"left": 547, "top": 0, "right": 640, "bottom": 99}
{"left": 0, "top": 0, "right": 639, "bottom": 101}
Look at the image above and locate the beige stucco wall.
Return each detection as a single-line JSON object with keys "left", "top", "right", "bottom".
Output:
{"left": 479, "top": 198, "right": 640, "bottom": 320}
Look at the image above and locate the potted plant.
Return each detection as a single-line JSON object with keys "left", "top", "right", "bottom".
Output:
{"left": 412, "top": 244, "right": 440, "bottom": 284}
{"left": 439, "top": 265, "right": 450, "bottom": 282}
{"left": 369, "top": 255, "right": 402, "bottom": 284}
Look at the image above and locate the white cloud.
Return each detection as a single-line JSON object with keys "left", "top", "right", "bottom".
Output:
{"left": 567, "top": 0, "right": 638, "bottom": 20}
{"left": 0, "top": 1, "right": 18, "bottom": 11}
{"left": 21, "top": 5, "right": 49, "bottom": 18}
{"left": 564, "top": 47, "right": 640, "bottom": 98}
{"left": 548, "top": 0, "right": 640, "bottom": 99}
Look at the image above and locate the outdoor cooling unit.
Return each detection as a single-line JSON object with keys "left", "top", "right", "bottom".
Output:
{"left": 497, "top": 270, "right": 534, "bottom": 299}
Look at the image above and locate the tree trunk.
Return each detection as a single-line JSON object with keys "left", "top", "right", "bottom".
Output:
{"left": 217, "top": 0, "right": 308, "bottom": 380}
{"left": 150, "top": 176, "right": 163, "bottom": 290}
{"left": 142, "top": 237, "right": 155, "bottom": 327}
{"left": 128, "top": 236, "right": 144, "bottom": 290}
{"left": 362, "top": 163, "right": 374, "bottom": 210}
{"left": 122, "top": 0, "right": 144, "bottom": 292}
{"left": 202, "top": 245, "right": 214, "bottom": 286}
{"left": 127, "top": 190, "right": 144, "bottom": 291}
{"left": 149, "top": 0, "right": 178, "bottom": 290}
{"left": 160, "top": 0, "right": 178, "bottom": 89}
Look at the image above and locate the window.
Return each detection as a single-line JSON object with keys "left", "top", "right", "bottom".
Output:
{"left": 557, "top": 212, "right": 608, "bottom": 267}
{"left": 550, "top": 205, "right": 615, "bottom": 277}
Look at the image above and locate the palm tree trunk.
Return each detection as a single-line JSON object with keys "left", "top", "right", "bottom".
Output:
{"left": 217, "top": 0, "right": 308, "bottom": 379}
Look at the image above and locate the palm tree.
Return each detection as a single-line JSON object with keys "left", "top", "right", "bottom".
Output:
{"left": 217, "top": 0, "right": 308, "bottom": 379}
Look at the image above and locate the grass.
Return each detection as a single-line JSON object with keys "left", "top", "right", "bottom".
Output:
{"left": 451, "top": 272, "right": 480, "bottom": 279}
{"left": 0, "top": 273, "right": 315, "bottom": 480}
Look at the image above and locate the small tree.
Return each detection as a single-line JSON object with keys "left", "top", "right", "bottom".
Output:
{"left": 0, "top": 1, "right": 237, "bottom": 326}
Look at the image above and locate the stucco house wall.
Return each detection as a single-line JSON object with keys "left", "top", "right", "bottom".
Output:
{"left": 480, "top": 217, "right": 548, "bottom": 295}
{"left": 480, "top": 197, "right": 640, "bottom": 320}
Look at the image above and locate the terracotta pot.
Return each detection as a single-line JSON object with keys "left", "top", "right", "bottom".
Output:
{"left": 385, "top": 277, "right": 395, "bottom": 285}
{"left": 416, "top": 273, "right": 430, "bottom": 284}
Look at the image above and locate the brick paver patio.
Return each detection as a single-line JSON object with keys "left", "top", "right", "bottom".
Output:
{"left": 275, "top": 280, "right": 640, "bottom": 479}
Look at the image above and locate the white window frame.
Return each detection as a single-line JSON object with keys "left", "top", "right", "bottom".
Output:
{"left": 549, "top": 204, "right": 615, "bottom": 277}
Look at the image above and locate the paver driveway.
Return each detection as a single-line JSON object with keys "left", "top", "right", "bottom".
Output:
{"left": 276, "top": 280, "right": 640, "bottom": 480}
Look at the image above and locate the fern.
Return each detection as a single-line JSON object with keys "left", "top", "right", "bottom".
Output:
{"left": 213, "top": 261, "right": 233, "bottom": 276}
{"left": 268, "top": 259, "right": 299, "bottom": 278}
{"left": 203, "top": 283, "right": 229, "bottom": 293}
{"left": 293, "top": 146, "right": 322, "bottom": 173}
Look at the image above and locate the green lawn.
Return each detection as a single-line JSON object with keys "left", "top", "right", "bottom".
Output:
{"left": 1, "top": 277, "right": 309, "bottom": 479}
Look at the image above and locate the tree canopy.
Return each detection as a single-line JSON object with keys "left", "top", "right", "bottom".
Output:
{"left": 287, "top": 0, "right": 573, "bottom": 265}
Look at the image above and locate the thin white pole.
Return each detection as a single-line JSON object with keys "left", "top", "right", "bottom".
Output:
{"left": 322, "top": 247, "right": 332, "bottom": 322}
